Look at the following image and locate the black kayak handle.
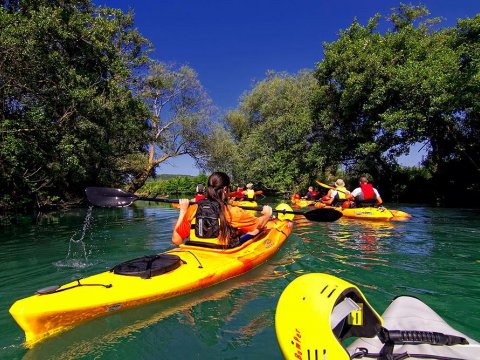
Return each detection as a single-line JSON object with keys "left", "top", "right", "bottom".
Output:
{"left": 378, "top": 326, "right": 469, "bottom": 346}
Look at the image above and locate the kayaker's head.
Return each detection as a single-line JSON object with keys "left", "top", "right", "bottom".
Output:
{"left": 359, "top": 176, "right": 369, "bottom": 184}
{"left": 308, "top": 186, "right": 314, "bottom": 192}
{"left": 246, "top": 183, "right": 253, "bottom": 189}
{"left": 335, "top": 179, "right": 345, "bottom": 187}
{"left": 207, "top": 172, "right": 231, "bottom": 202}
{"left": 196, "top": 183, "right": 205, "bottom": 194}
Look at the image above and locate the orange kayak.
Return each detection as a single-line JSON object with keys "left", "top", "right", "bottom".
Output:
{"left": 291, "top": 197, "right": 315, "bottom": 208}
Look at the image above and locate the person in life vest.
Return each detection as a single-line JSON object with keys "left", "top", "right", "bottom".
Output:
{"left": 228, "top": 184, "right": 245, "bottom": 200}
{"left": 194, "top": 184, "right": 206, "bottom": 202}
{"left": 323, "top": 179, "right": 352, "bottom": 207}
{"left": 243, "top": 183, "right": 256, "bottom": 201}
{"left": 172, "top": 172, "right": 272, "bottom": 248}
{"left": 350, "top": 176, "right": 383, "bottom": 207}
{"left": 302, "top": 186, "right": 319, "bottom": 200}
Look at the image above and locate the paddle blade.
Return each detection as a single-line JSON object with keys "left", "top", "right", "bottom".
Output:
{"left": 275, "top": 203, "right": 295, "bottom": 221}
{"left": 85, "top": 187, "right": 138, "bottom": 207}
{"left": 303, "top": 208, "right": 342, "bottom": 222}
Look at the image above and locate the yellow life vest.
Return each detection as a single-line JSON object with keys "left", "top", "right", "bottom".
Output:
{"left": 336, "top": 186, "right": 348, "bottom": 200}
{"left": 245, "top": 189, "right": 255, "bottom": 200}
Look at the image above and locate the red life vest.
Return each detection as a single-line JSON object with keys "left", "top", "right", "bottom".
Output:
{"left": 360, "top": 183, "right": 375, "bottom": 200}
{"left": 229, "top": 188, "right": 244, "bottom": 199}
{"left": 195, "top": 194, "right": 206, "bottom": 202}
{"left": 305, "top": 191, "right": 318, "bottom": 200}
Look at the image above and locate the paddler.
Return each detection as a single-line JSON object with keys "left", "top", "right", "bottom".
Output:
{"left": 172, "top": 172, "right": 272, "bottom": 248}
{"left": 228, "top": 184, "right": 245, "bottom": 200}
{"left": 351, "top": 176, "right": 383, "bottom": 207}
{"left": 194, "top": 184, "right": 206, "bottom": 202}
{"left": 322, "top": 179, "right": 353, "bottom": 207}
{"left": 302, "top": 186, "right": 319, "bottom": 200}
{"left": 243, "top": 183, "right": 256, "bottom": 201}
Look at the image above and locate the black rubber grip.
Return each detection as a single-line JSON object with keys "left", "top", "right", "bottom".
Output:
{"left": 378, "top": 327, "right": 469, "bottom": 346}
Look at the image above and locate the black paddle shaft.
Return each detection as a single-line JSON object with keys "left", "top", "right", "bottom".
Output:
{"left": 85, "top": 187, "right": 342, "bottom": 222}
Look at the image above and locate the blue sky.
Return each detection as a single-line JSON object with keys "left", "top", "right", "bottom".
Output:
{"left": 97, "top": 1, "right": 479, "bottom": 175}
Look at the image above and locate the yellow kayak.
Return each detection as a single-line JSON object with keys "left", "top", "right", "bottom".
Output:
{"left": 230, "top": 200, "right": 258, "bottom": 215}
{"left": 291, "top": 197, "right": 315, "bottom": 208}
{"left": 276, "top": 273, "right": 479, "bottom": 360}
{"left": 314, "top": 204, "right": 411, "bottom": 221}
{"left": 9, "top": 217, "right": 293, "bottom": 348}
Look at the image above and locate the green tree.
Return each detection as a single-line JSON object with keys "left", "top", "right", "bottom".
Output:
{"left": 0, "top": 0, "right": 150, "bottom": 211}
{"left": 128, "top": 62, "right": 215, "bottom": 192}
{"left": 221, "top": 71, "right": 323, "bottom": 191}
{"left": 313, "top": 4, "right": 480, "bottom": 203}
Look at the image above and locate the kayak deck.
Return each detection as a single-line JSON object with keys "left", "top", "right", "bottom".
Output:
{"left": 10, "top": 218, "right": 293, "bottom": 348}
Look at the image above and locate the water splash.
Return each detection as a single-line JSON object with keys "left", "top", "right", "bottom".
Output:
{"left": 55, "top": 206, "right": 95, "bottom": 269}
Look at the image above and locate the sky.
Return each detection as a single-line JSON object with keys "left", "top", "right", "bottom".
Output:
{"left": 97, "top": 0, "right": 479, "bottom": 175}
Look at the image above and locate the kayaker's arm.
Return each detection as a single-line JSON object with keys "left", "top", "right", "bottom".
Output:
{"left": 376, "top": 195, "right": 383, "bottom": 206}
{"left": 256, "top": 205, "right": 273, "bottom": 229}
{"left": 172, "top": 199, "right": 190, "bottom": 245}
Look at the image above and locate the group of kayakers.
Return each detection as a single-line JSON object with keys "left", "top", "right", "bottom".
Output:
{"left": 193, "top": 182, "right": 257, "bottom": 203}
{"left": 300, "top": 176, "right": 383, "bottom": 208}
{"left": 171, "top": 173, "right": 384, "bottom": 250}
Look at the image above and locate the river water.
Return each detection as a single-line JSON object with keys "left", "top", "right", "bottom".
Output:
{"left": 1, "top": 202, "right": 479, "bottom": 359}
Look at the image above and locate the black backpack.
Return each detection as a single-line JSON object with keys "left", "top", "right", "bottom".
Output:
{"left": 194, "top": 199, "right": 220, "bottom": 238}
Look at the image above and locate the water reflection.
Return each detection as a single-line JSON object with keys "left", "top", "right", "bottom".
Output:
{"left": 328, "top": 219, "right": 396, "bottom": 254}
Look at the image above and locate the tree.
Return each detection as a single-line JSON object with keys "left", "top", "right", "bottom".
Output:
{"left": 313, "top": 5, "right": 480, "bottom": 203}
{"left": 0, "top": 0, "right": 150, "bottom": 211}
{"left": 221, "top": 71, "right": 323, "bottom": 191}
{"left": 128, "top": 62, "right": 215, "bottom": 192}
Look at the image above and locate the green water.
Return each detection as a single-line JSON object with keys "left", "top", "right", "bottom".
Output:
{"left": 1, "top": 203, "right": 479, "bottom": 359}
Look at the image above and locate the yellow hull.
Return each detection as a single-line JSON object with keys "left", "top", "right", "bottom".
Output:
{"left": 316, "top": 205, "right": 411, "bottom": 221}
{"left": 9, "top": 218, "right": 293, "bottom": 348}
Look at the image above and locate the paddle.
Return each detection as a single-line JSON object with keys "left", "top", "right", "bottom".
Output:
{"left": 316, "top": 180, "right": 350, "bottom": 195}
{"left": 85, "top": 187, "right": 342, "bottom": 222}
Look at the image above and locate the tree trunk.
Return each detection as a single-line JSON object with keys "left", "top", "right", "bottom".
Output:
{"left": 126, "top": 164, "right": 155, "bottom": 193}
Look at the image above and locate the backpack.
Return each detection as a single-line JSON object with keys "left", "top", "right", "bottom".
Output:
{"left": 194, "top": 199, "right": 220, "bottom": 239}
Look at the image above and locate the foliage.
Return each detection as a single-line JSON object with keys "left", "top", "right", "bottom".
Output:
{"left": 214, "top": 71, "right": 323, "bottom": 192}
{"left": 196, "top": 5, "right": 480, "bottom": 205}
{"left": 312, "top": 5, "right": 480, "bottom": 205}
{"left": 0, "top": 0, "right": 150, "bottom": 211}
{"left": 138, "top": 174, "right": 208, "bottom": 196}
{"left": 2, "top": 2, "right": 479, "bottom": 211}
{"left": 127, "top": 61, "right": 216, "bottom": 192}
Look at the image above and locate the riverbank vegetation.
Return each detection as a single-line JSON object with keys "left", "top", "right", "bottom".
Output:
{"left": 1, "top": 1, "right": 479, "bottom": 215}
